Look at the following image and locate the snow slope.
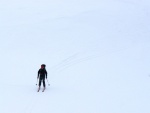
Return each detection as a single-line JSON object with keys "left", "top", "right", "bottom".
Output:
{"left": 0, "top": 0, "right": 150, "bottom": 113}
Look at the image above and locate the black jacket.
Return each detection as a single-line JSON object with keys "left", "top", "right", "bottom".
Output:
{"left": 37, "top": 68, "right": 47, "bottom": 79}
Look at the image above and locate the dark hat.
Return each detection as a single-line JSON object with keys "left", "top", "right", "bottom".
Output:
{"left": 41, "top": 64, "right": 46, "bottom": 68}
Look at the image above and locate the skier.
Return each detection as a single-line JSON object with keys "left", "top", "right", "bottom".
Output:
{"left": 37, "top": 64, "right": 47, "bottom": 91}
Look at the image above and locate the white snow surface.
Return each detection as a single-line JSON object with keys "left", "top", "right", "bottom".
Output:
{"left": 0, "top": 0, "right": 150, "bottom": 113}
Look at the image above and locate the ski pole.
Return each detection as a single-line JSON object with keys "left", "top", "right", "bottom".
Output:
{"left": 36, "top": 78, "right": 38, "bottom": 85}
{"left": 46, "top": 79, "right": 50, "bottom": 86}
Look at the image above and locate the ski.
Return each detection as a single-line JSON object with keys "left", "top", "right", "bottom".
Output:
{"left": 42, "top": 87, "right": 46, "bottom": 92}
{"left": 37, "top": 87, "right": 40, "bottom": 92}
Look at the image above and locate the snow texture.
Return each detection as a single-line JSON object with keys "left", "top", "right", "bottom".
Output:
{"left": 0, "top": 0, "right": 150, "bottom": 113}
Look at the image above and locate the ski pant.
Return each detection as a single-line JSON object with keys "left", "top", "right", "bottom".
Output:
{"left": 39, "top": 77, "right": 45, "bottom": 87}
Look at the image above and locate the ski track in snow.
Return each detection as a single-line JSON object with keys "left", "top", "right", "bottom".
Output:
{"left": 49, "top": 45, "right": 131, "bottom": 74}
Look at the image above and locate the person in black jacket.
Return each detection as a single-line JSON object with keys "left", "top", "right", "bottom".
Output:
{"left": 37, "top": 64, "right": 47, "bottom": 89}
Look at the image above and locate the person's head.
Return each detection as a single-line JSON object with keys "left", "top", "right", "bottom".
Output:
{"left": 41, "top": 64, "right": 46, "bottom": 69}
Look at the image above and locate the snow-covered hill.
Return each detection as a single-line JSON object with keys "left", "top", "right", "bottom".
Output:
{"left": 0, "top": 0, "right": 150, "bottom": 113}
